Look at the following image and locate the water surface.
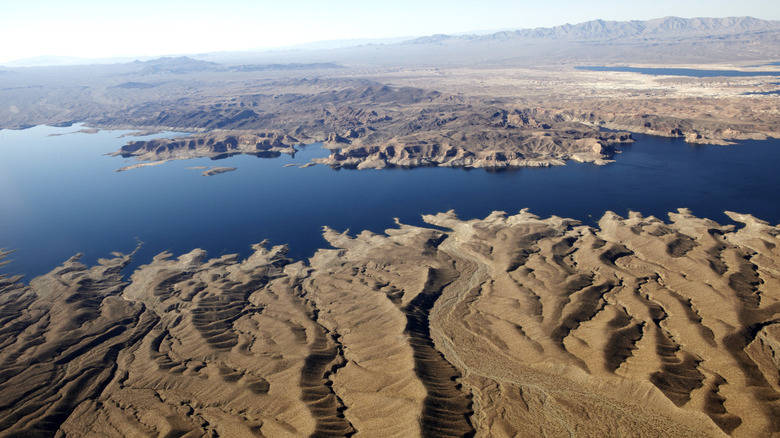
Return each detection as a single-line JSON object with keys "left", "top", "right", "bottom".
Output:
{"left": 576, "top": 66, "right": 780, "bottom": 77}
{"left": 1, "top": 125, "right": 779, "bottom": 278}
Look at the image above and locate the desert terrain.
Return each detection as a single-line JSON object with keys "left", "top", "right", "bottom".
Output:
{"left": 1, "top": 209, "right": 779, "bottom": 436}
{"left": 1, "top": 16, "right": 780, "bottom": 437}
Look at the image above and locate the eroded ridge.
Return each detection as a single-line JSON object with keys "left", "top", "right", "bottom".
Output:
{"left": 403, "top": 268, "right": 476, "bottom": 438}
{"left": 307, "top": 227, "right": 475, "bottom": 437}
{"left": 0, "top": 245, "right": 331, "bottom": 437}
{"left": 0, "top": 253, "right": 155, "bottom": 436}
{"left": 424, "top": 208, "right": 780, "bottom": 437}
{"left": 296, "top": 292, "right": 356, "bottom": 437}
{"left": 0, "top": 209, "right": 779, "bottom": 436}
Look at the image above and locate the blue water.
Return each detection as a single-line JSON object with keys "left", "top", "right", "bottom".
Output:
{"left": 743, "top": 90, "right": 780, "bottom": 95}
{"left": 1, "top": 125, "right": 780, "bottom": 279}
{"left": 576, "top": 66, "right": 780, "bottom": 77}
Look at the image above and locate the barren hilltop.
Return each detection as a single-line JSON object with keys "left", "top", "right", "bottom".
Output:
{"left": 1, "top": 16, "right": 780, "bottom": 437}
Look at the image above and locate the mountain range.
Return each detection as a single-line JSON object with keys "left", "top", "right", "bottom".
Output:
{"left": 409, "top": 16, "right": 780, "bottom": 44}
{"left": 6, "top": 16, "right": 780, "bottom": 67}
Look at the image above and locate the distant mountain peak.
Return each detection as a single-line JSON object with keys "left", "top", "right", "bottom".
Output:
{"left": 136, "top": 56, "right": 221, "bottom": 74}
{"left": 140, "top": 55, "right": 218, "bottom": 66}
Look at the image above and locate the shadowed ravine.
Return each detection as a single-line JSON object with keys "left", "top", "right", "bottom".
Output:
{"left": 403, "top": 281, "right": 476, "bottom": 438}
{"left": 298, "top": 298, "right": 356, "bottom": 437}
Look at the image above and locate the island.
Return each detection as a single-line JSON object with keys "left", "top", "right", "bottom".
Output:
{"left": 200, "top": 166, "right": 237, "bottom": 176}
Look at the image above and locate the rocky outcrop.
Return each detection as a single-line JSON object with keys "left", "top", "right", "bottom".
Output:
{"left": 560, "top": 108, "right": 776, "bottom": 145}
{"left": 1, "top": 208, "right": 779, "bottom": 436}
{"left": 315, "top": 128, "right": 632, "bottom": 169}
{"left": 112, "top": 132, "right": 299, "bottom": 163}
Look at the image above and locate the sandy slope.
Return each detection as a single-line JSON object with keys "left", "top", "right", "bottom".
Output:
{"left": 0, "top": 208, "right": 779, "bottom": 437}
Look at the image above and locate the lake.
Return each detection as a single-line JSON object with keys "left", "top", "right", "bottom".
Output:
{"left": 1, "top": 125, "right": 779, "bottom": 279}
{"left": 576, "top": 66, "right": 780, "bottom": 77}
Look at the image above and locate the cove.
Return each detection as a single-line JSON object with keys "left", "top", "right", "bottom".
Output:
{"left": 1, "top": 125, "right": 779, "bottom": 279}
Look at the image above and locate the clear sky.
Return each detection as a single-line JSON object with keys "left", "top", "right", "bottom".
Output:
{"left": 1, "top": 0, "right": 779, "bottom": 63}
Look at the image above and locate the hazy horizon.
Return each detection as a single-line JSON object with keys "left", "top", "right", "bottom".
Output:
{"left": 2, "top": 0, "right": 780, "bottom": 65}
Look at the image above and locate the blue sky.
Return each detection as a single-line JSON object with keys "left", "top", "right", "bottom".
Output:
{"left": 1, "top": 0, "right": 779, "bottom": 63}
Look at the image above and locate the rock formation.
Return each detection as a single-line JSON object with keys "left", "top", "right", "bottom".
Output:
{"left": 112, "top": 132, "right": 299, "bottom": 163}
{"left": 315, "top": 127, "right": 630, "bottom": 169}
{"left": 559, "top": 109, "right": 775, "bottom": 146}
